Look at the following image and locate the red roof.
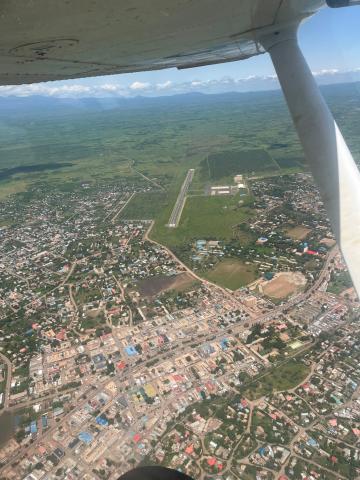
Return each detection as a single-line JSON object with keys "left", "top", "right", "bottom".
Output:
{"left": 117, "top": 361, "right": 127, "bottom": 370}
{"left": 207, "top": 457, "right": 216, "bottom": 466}
{"left": 133, "top": 433, "right": 141, "bottom": 443}
{"left": 108, "top": 307, "right": 120, "bottom": 314}
{"left": 205, "top": 382, "right": 215, "bottom": 392}
{"left": 55, "top": 329, "right": 66, "bottom": 341}
{"left": 185, "top": 444, "right": 194, "bottom": 455}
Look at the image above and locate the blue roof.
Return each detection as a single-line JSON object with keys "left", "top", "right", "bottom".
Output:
{"left": 79, "top": 431, "right": 93, "bottom": 444}
{"left": 125, "top": 345, "right": 138, "bottom": 356}
{"left": 220, "top": 338, "right": 229, "bottom": 350}
{"left": 96, "top": 416, "right": 108, "bottom": 426}
{"left": 307, "top": 438, "right": 318, "bottom": 447}
{"left": 30, "top": 421, "right": 37, "bottom": 433}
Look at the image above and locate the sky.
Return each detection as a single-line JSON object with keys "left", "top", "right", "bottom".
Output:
{"left": 1, "top": 4, "right": 360, "bottom": 98}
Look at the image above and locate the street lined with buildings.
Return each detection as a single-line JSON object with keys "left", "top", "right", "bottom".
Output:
{"left": 0, "top": 173, "right": 359, "bottom": 480}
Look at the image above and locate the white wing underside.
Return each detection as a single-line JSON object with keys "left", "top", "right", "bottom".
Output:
{"left": 0, "top": 0, "right": 324, "bottom": 85}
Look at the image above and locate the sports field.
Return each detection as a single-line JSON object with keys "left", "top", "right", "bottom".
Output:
{"left": 204, "top": 258, "right": 258, "bottom": 290}
{"left": 262, "top": 271, "right": 307, "bottom": 299}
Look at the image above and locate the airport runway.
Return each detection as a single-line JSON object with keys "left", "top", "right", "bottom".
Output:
{"left": 168, "top": 169, "right": 194, "bottom": 228}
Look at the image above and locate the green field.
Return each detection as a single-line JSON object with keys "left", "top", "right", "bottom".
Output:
{"left": 2, "top": 84, "right": 360, "bottom": 202}
{"left": 204, "top": 258, "right": 258, "bottom": 290}
{"left": 243, "top": 359, "right": 310, "bottom": 400}
{"left": 121, "top": 192, "right": 170, "bottom": 220}
{"left": 151, "top": 193, "right": 255, "bottom": 248}
{"left": 202, "top": 149, "right": 279, "bottom": 180}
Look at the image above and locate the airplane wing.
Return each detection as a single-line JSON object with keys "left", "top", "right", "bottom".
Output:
{"left": 0, "top": 0, "right": 324, "bottom": 85}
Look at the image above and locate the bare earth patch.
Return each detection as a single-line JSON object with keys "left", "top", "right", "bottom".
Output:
{"left": 262, "top": 271, "right": 307, "bottom": 299}
{"left": 286, "top": 225, "right": 311, "bottom": 240}
{"left": 320, "top": 237, "right": 336, "bottom": 247}
{"left": 137, "top": 272, "right": 196, "bottom": 297}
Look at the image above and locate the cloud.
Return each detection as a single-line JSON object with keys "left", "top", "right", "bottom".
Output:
{"left": 0, "top": 68, "right": 359, "bottom": 99}
{"left": 156, "top": 80, "right": 173, "bottom": 90}
{"left": 0, "top": 83, "right": 92, "bottom": 97}
{"left": 100, "top": 83, "right": 121, "bottom": 92}
{"left": 313, "top": 68, "right": 339, "bottom": 76}
{"left": 129, "top": 81, "right": 151, "bottom": 91}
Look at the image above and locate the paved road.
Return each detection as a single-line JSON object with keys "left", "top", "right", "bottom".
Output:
{"left": 111, "top": 192, "right": 135, "bottom": 223}
{"left": 168, "top": 169, "right": 194, "bottom": 227}
{"left": 131, "top": 165, "right": 165, "bottom": 192}
{"left": 0, "top": 353, "right": 12, "bottom": 410}
{"left": 1, "top": 231, "right": 339, "bottom": 472}
{"left": 145, "top": 221, "right": 255, "bottom": 318}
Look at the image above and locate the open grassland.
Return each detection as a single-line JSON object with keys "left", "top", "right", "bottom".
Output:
{"left": 204, "top": 258, "right": 258, "bottom": 290}
{"left": 0, "top": 90, "right": 307, "bottom": 199}
{"left": 0, "top": 179, "right": 30, "bottom": 201}
{"left": 243, "top": 359, "right": 310, "bottom": 400}
{"left": 202, "top": 149, "right": 279, "bottom": 181}
{"left": 151, "top": 193, "right": 255, "bottom": 248}
{"left": 1, "top": 84, "right": 359, "bottom": 203}
{"left": 121, "top": 191, "right": 170, "bottom": 220}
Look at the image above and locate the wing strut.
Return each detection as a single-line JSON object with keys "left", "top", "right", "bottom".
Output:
{"left": 260, "top": 26, "right": 360, "bottom": 296}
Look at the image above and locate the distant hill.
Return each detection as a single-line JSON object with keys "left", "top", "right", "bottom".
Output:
{"left": 0, "top": 81, "right": 359, "bottom": 118}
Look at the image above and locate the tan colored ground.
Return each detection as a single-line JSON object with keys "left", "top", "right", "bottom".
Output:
{"left": 262, "top": 271, "right": 307, "bottom": 299}
{"left": 320, "top": 237, "right": 336, "bottom": 247}
{"left": 286, "top": 225, "right": 311, "bottom": 240}
{"left": 169, "top": 272, "right": 197, "bottom": 292}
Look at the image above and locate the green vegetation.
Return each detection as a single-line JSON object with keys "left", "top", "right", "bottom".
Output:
{"left": 327, "top": 270, "right": 353, "bottom": 294}
{"left": 243, "top": 359, "right": 310, "bottom": 400}
{"left": 1, "top": 84, "right": 360, "bottom": 203}
{"left": 122, "top": 192, "right": 169, "bottom": 220}
{"left": 204, "top": 258, "right": 258, "bottom": 290}
{"left": 202, "top": 149, "right": 278, "bottom": 180}
{"left": 151, "top": 194, "right": 254, "bottom": 248}
{"left": 80, "top": 313, "right": 106, "bottom": 330}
